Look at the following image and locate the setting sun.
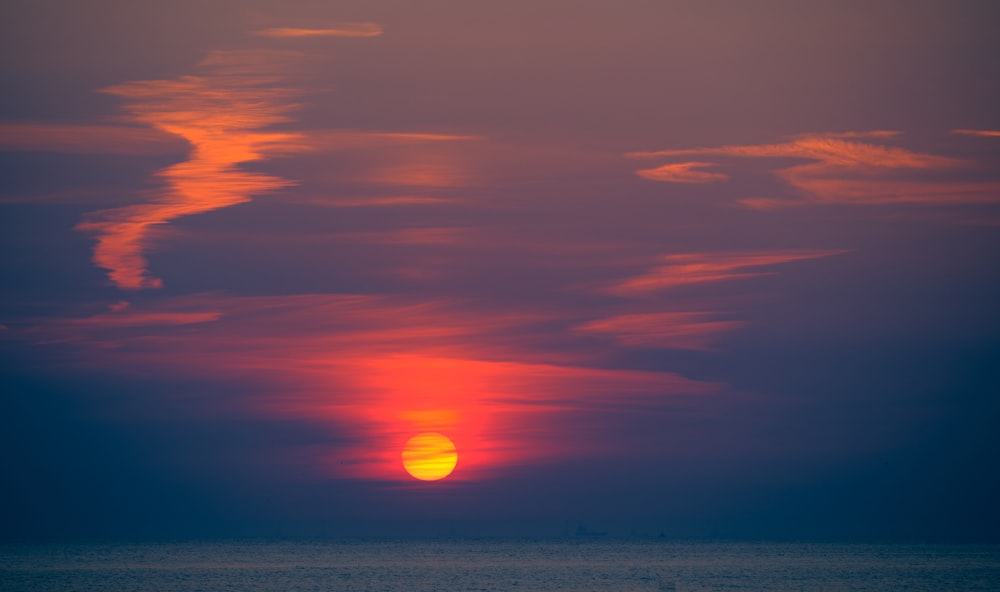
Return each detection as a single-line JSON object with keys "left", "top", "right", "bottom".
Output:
{"left": 401, "top": 432, "right": 458, "bottom": 481}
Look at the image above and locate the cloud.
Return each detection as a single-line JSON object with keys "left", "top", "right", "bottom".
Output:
{"left": 76, "top": 50, "right": 306, "bottom": 290}
{"left": 793, "top": 130, "right": 903, "bottom": 140}
{"left": 334, "top": 227, "right": 469, "bottom": 245}
{"left": 628, "top": 132, "right": 1000, "bottom": 207}
{"left": 253, "top": 23, "right": 383, "bottom": 39}
{"left": 741, "top": 179, "right": 1000, "bottom": 209}
{"left": 574, "top": 312, "right": 746, "bottom": 350}
{"left": 951, "top": 129, "right": 1000, "bottom": 138}
{"left": 367, "top": 157, "right": 472, "bottom": 187}
{"left": 628, "top": 134, "right": 957, "bottom": 169}
{"left": 0, "top": 122, "right": 187, "bottom": 155}
{"left": 606, "top": 249, "right": 846, "bottom": 297}
{"left": 26, "top": 293, "right": 722, "bottom": 481}
{"left": 23, "top": 301, "right": 223, "bottom": 345}
{"left": 635, "top": 162, "right": 728, "bottom": 183}
{"left": 312, "top": 196, "right": 455, "bottom": 207}
{"left": 69, "top": 311, "right": 221, "bottom": 329}
{"left": 307, "top": 130, "right": 480, "bottom": 150}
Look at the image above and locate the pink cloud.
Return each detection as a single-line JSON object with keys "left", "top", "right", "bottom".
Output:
{"left": 628, "top": 132, "right": 1000, "bottom": 207}
{"left": 635, "top": 162, "right": 729, "bottom": 183}
{"left": 606, "top": 250, "right": 846, "bottom": 297}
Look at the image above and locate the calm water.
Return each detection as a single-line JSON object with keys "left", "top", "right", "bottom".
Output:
{"left": 1, "top": 540, "right": 998, "bottom": 591}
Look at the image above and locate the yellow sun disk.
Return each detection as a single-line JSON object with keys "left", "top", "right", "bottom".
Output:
{"left": 402, "top": 432, "right": 458, "bottom": 481}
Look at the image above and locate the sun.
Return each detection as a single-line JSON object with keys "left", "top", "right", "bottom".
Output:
{"left": 401, "top": 432, "right": 458, "bottom": 481}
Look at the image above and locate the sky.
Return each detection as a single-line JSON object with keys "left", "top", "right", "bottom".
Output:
{"left": 1, "top": 0, "right": 999, "bottom": 541}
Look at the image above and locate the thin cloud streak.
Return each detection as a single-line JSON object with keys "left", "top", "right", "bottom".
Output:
{"left": 793, "top": 130, "right": 903, "bottom": 140}
{"left": 628, "top": 132, "right": 1000, "bottom": 208}
{"left": 307, "top": 130, "right": 480, "bottom": 149}
{"left": 332, "top": 227, "right": 470, "bottom": 245}
{"left": 627, "top": 134, "right": 957, "bottom": 168}
{"left": 0, "top": 123, "right": 187, "bottom": 155}
{"left": 951, "top": 129, "right": 1000, "bottom": 137}
{"left": 606, "top": 250, "right": 846, "bottom": 297}
{"left": 253, "top": 23, "right": 383, "bottom": 39}
{"left": 574, "top": 312, "right": 746, "bottom": 350}
{"left": 313, "top": 196, "right": 456, "bottom": 207}
{"left": 636, "top": 162, "right": 728, "bottom": 183}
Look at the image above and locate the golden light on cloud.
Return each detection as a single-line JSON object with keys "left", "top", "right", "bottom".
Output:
{"left": 401, "top": 432, "right": 458, "bottom": 481}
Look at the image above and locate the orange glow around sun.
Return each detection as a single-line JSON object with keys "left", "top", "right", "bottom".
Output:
{"left": 401, "top": 432, "right": 458, "bottom": 481}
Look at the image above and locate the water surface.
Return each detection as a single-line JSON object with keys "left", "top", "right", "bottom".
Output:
{"left": 2, "top": 540, "right": 998, "bottom": 591}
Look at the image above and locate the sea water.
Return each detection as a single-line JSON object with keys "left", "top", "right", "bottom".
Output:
{"left": 2, "top": 540, "right": 998, "bottom": 591}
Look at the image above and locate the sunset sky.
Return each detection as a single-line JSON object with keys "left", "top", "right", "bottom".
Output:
{"left": 2, "top": 0, "right": 999, "bottom": 540}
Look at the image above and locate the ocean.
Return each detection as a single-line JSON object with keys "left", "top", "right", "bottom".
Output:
{"left": 2, "top": 540, "right": 998, "bottom": 591}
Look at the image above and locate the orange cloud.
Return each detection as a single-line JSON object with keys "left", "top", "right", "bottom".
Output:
{"left": 76, "top": 50, "right": 306, "bottom": 290}
{"left": 628, "top": 132, "right": 1000, "bottom": 207}
{"left": 0, "top": 122, "right": 187, "bottom": 155}
{"left": 574, "top": 312, "right": 746, "bottom": 350}
{"left": 606, "top": 250, "right": 846, "bottom": 297}
{"left": 635, "top": 162, "right": 728, "bottom": 183}
{"left": 629, "top": 135, "right": 957, "bottom": 169}
{"left": 253, "top": 22, "right": 383, "bottom": 38}
{"left": 951, "top": 129, "right": 1000, "bottom": 138}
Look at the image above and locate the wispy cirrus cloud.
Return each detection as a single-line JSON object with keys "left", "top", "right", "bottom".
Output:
{"left": 951, "top": 129, "right": 1000, "bottom": 138}
{"left": 629, "top": 132, "right": 1000, "bottom": 208}
{"left": 307, "top": 130, "right": 480, "bottom": 149}
{"left": 574, "top": 311, "right": 746, "bottom": 350}
{"left": 794, "top": 130, "right": 903, "bottom": 140}
{"left": 0, "top": 122, "right": 186, "bottom": 155}
{"left": 75, "top": 50, "right": 308, "bottom": 290}
{"left": 628, "top": 133, "right": 955, "bottom": 169}
{"left": 334, "top": 227, "right": 470, "bottom": 245}
{"left": 635, "top": 161, "right": 728, "bottom": 183}
{"left": 313, "top": 195, "right": 455, "bottom": 208}
{"left": 606, "top": 250, "right": 846, "bottom": 297}
{"left": 253, "top": 22, "right": 383, "bottom": 39}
